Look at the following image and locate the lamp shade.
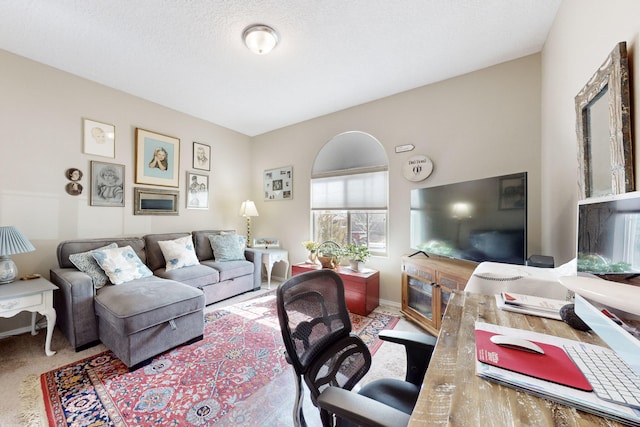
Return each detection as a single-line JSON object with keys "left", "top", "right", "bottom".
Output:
{"left": 239, "top": 200, "right": 259, "bottom": 217}
{"left": 0, "top": 226, "right": 35, "bottom": 256}
{"left": 243, "top": 25, "right": 278, "bottom": 55}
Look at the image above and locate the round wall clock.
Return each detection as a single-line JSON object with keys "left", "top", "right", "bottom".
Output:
{"left": 403, "top": 155, "right": 433, "bottom": 182}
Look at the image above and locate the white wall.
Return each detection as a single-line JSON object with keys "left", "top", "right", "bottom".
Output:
{"left": 541, "top": 0, "right": 640, "bottom": 264}
{"left": 0, "top": 50, "right": 252, "bottom": 330}
{"left": 251, "top": 55, "right": 542, "bottom": 304}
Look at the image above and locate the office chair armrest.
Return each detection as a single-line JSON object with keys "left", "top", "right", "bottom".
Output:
{"left": 317, "top": 387, "right": 411, "bottom": 427}
{"left": 379, "top": 330, "right": 437, "bottom": 386}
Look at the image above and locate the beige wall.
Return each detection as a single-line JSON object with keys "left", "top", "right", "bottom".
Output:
{"left": 251, "top": 54, "right": 542, "bottom": 304}
{"left": 541, "top": 0, "right": 640, "bottom": 264}
{"left": 0, "top": 50, "right": 252, "bottom": 329}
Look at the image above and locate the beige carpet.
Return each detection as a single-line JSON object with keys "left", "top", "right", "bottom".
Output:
{"left": 1, "top": 284, "right": 423, "bottom": 427}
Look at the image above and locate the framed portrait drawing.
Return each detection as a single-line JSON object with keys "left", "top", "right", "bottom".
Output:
{"left": 134, "top": 187, "right": 179, "bottom": 215}
{"left": 193, "top": 142, "right": 211, "bottom": 171}
{"left": 90, "top": 161, "right": 125, "bottom": 207}
{"left": 264, "top": 166, "right": 293, "bottom": 201}
{"left": 498, "top": 175, "right": 526, "bottom": 210}
{"left": 83, "top": 118, "right": 115, "bottom": 158}
{"left": 135, "top": 128, "right": 180, "bottom": 187}
{"left": 186, "top": 171, "right": 209, "bottom": 209}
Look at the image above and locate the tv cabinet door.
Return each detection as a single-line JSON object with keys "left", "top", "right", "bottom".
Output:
{"left": 402, "top": 256, "right": 474, "bottom": 335}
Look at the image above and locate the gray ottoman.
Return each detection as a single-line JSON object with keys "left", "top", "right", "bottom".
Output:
{"left": 95, "top": 276, "right": 205, "bottom": 369}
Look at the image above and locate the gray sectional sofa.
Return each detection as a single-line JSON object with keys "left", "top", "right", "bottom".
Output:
{"left": 50, "top": 230, "right": 261, "bottom": 367}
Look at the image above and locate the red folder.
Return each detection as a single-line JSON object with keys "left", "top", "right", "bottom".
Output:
{"left": 475, "top": 329, "right": 592, "bottom": 391}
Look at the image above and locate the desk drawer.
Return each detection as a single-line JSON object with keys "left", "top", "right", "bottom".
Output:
{"left": 0, "top": 293, "right": 42, "bottom": 311}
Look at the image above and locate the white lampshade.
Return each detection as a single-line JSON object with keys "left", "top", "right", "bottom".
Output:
{"left": 243, "top": 25, "right": 279, "bottom": 55}
{"left": 0, "top": 226, "right": 36, "bottom": 284}
{"left": 239, "top": 200, "right": 259, "bottom": 217}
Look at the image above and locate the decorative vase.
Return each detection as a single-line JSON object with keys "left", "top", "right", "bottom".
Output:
{"left": 349, "top": 260, "right": 364, "bottom": 272}
{"left": 307, "top": 251, "right": 319, "bottom": 265}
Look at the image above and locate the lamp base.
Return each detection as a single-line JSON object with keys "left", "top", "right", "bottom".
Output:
{"left": 0, "top": 256, "right": 18, "bottom": 284}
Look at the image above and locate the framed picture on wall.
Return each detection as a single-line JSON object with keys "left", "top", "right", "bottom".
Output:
{"left": 186, "top": 171, "right": 209, "bottom": 209}
{"left": 192, "top": 142, "right": 211, "bottom": 171}
{"left": 83, "top": 118, "right": 115, "bottom": 158}
{"left": 135, "top": 128, "right": 180, "bottom": 187}
{"left": 134, "top": 187, "right": 179, "bottom": 215}
{"left": 90, "top": 161, "right": 124, "bottom": 207}
{"left": 264, "top": 166, "right": 293, "bottom": 201}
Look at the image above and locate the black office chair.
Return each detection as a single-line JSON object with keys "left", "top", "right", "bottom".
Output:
{"left": 276, "top": 269, "right": 436, "bottom": 427}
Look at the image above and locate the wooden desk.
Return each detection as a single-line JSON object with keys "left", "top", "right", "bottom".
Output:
{"left": 409, "top": 292, "right": 626, "bottom": 426}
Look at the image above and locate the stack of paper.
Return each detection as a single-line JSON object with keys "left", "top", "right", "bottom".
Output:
{"left": 495, "top": 292, "right": 568, "bottom": 320}
{"left": 475, "top": 322, "right": 640, "bottom": 426}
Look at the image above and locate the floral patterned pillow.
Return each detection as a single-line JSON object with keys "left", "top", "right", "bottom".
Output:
{"left": 208, "top": 233, "right": 246, "bottom": 262}
{"left": 92, "top": 245, "right": 153, "bottom": 285}
{"left": 157, "top": 235, "right": 200, "bottom": 271}
{"left": 69, "top": 242, "right": 118, "bottom": 290}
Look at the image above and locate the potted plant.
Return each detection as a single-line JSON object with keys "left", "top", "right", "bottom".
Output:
{"left": 343, "top": 243, "right": 370, "bottom": 272}
{"left": 317, "top": 241, "right": 342, "bottom": 269}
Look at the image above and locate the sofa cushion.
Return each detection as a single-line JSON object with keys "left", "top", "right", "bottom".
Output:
{"left": 154, "top": 264, "right": 220, "bottom": 288}
{"left": 201, "top": 259, "right": 254, "bottom": 282}
{"left": 69, "top": 242, "right": 117, "bottom": 289}
{"left": 208, "top": 233, "right": 246, "bottom": 261}
{"left": 57, "top": 237, "right": 146, "bottom": 269}
{"left": 192, "top": 230, "right": 235, "bottom": 261}
{"left": 143, "top": 232, "right": 191, "bottom": 271}
{"left": 92, "top": 245, "right": 153, "bottom": 285}
{"left": 157, "top": 235, "right": 200, "bottom": 271}
{"left": 95, "top": 276, "right": 204, "bottom": 335}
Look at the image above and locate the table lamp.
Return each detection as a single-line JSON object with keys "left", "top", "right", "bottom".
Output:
{"left": 239, "top": 200, "right": 259, "bottom": 247}
{"left": 0, "top": 226, "right": 36, "bottom": 284}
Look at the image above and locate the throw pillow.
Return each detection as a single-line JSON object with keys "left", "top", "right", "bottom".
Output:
{"left": 92, "top": 245, "right": 153, "bottom": 285}
{"left": 69, "top": 242, "right": 118, "bottom": 289}
{"left": 208, "top": 233, "right": 246, "bottom": 262}
{"left": 157, "top": 235, "right": 200, "bottom": 271}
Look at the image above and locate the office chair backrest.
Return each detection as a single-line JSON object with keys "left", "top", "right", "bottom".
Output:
{"left": 277, "top": 270, "right": 352, "bottom": 373}
{"left": 277, "top": 270, "right": 373, "bottom": 405}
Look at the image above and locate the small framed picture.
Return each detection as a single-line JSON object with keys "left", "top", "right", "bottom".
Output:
{"left": 133, "top": 187, "right": 179, "bottom": 215}
{"left": 193, "top": 142, "right": 211, "bottom": 171}
{"left": 90, "top": 161, "right": 125, "bottom": 207}
{"left": 135, "top": 128, "right": 180, "bottom": 187}
{"left": 186, "top": 171, "right": 209, "bottom": 209}
{"left": 264, "top": 166, "right": 293, "bottom": 201}
{"left": 83, "top": 118, "right": 115, "bottom": 158}
{"left": 252, "top": 238, "right": 280, "bottom": 249}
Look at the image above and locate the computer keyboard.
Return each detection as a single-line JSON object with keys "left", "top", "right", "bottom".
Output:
{"left": 564, "top": 344, "right": 640, "bottom": 409}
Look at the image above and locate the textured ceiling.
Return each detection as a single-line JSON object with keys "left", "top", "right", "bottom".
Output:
{"left": 0, "top": 1, "right": 561, "bottom": 136}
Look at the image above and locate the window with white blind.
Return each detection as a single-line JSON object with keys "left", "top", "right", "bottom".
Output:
{"left": 311, "top": 132, "right": 388, "bottom": 255}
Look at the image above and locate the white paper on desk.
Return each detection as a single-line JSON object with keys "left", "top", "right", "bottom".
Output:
{"left": 474, "top": 322, "right": 640, "bottom": 426}
{"left": 494, "top": 294, "right": 563, "bottom": 320}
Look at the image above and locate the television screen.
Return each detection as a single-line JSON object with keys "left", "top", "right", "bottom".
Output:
{"left": 410, "top": 172, "right": 527, "bottom": 264}
{"left": 577, "top": 191, "right": 640, "bottom": 274}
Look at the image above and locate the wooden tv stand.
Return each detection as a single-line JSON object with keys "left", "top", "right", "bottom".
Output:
{"left": 401, "top": 255, "right": 476, "bottom": 335}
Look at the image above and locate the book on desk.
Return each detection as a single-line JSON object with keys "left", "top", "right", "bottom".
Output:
{"left": 494, "top": 291, "right": 567, "bottom": 320}
{"left": 475, "top": 321, "right": 640, "bottom": 426}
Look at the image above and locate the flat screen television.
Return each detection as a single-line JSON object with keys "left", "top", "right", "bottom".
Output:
{"left": 577, "top": 191, "right": 640, "bottom": 275}
{"left": 410, "top": 172, "right": 527, "bottom": 264}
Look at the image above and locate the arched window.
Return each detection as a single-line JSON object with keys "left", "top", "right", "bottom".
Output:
{"left": 311, "top": 131, "right": 388, "bottom": 255}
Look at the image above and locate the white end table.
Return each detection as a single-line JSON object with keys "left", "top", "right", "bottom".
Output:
{"left": 256, "top": 248, "right": 289, "bottom": 289}
{"left": 0, "top": 277, "right": 58, "bottom": 356}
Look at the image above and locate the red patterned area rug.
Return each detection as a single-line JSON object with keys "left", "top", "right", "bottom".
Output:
{"left": 40, "top": 292, "right": 398, "bottom": 427}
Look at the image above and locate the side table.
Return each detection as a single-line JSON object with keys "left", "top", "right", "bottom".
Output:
{"left": 0, "top": 277, "right": 58, "bottom": 356}
{"left": 291, "top": 263, "right": 380, "bottom": 316}
{"left": 256, "top": 248, "right": 289, "bottom": 289}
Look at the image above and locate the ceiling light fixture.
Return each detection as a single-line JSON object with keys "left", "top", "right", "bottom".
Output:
{"left": 243, "top": 24, "right": 279, "bottom": 55}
